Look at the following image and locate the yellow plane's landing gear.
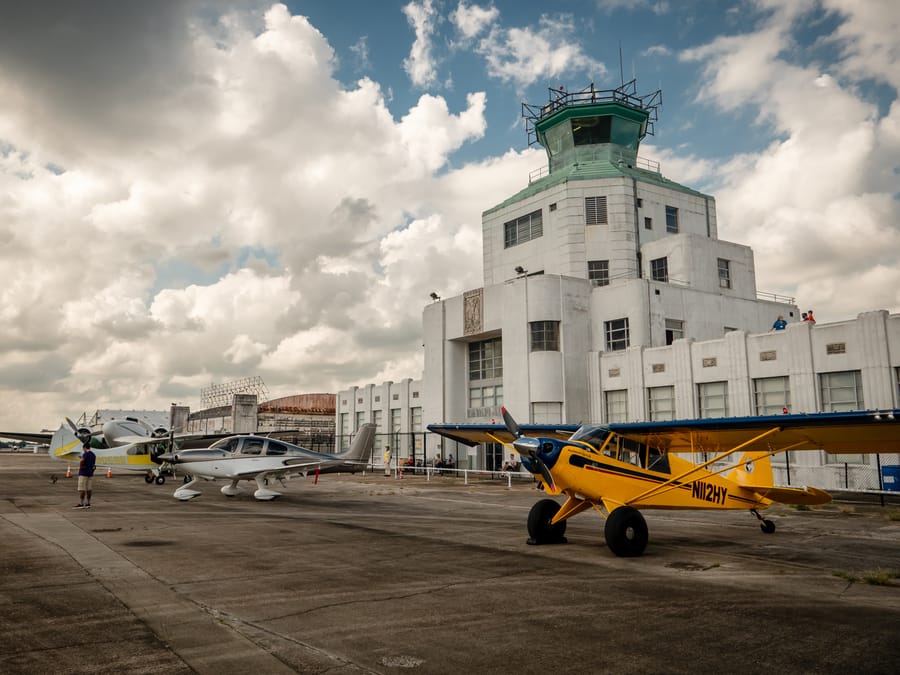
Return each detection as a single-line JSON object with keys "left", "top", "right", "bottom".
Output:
{"left": 526, "top": 499, "right": 567, "bottom": 545}
{"left": 751, "top": 508, "right": 776, "bottom": 534}
{"left": 604, "top": 506, "right": 649, "bottom": 557}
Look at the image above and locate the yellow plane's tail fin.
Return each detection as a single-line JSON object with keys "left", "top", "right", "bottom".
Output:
{"left": 728, "top": 451, "right": 774, "bottom": 489}
{"left": 729, "top": 451, "right": 832, "bottom": 505}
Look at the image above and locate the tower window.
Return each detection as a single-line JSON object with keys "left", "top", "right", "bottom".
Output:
{"left": 644, "top": 216, "right": 652, "bottom": 230}
{"left": 585, "top": 196, "right": 608, "bottom": 225}
{"left": 717, "top": 258, "right": 732, "bottom": 289}
{"left": 588, "top": 260, "right": 609, "bottom": 287}
{"left": 665, "top": 205, "right": 679, "bottom": 233}
{"left": 503, "top": 209, "right": 543, "bottom": 248}
{"left": 572, "top": 116, "right": 612, "bottom": 145}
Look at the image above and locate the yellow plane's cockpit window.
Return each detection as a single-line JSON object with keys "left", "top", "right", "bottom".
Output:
{"left": 647, "top": 447, "right": 670, "bottom": 473}
{"left": 618, "top": 436, "right": 644, "bottom": 467}
{"left": 569, "top": 425, "right": 612, "bottom": 453}
{"left": 239, "top": 438, "right": 264, "bottom": 455}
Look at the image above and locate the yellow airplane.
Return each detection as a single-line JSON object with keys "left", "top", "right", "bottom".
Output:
{"left": 428, "top": 407, "right": 900, "bottom": 557}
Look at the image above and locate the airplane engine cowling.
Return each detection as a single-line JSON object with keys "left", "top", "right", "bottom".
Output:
{"left": 75, "top": 427, "right": 93, "bottom": 443}
{"left": 151, "top": 427, "right": 169, "bottom": 438}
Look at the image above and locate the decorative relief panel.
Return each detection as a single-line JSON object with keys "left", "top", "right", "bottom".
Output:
{"left": 463, "top": 288, "right": 483, "bottom": 336}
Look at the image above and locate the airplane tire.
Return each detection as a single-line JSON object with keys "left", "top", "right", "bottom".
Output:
{"left": 144, "top": 474, "right": 154, "bottom": 484}
{"left": 155, "top": 475, "right": 166, "bottom": 485}
{"left": 760, "top": 519, "right": 776, "bottom": 534}
{"left": 527, "top": 498, "right": 567, "bottom": 545}
{"left": 604, "top": 506, "right": 648, "bottom": 557}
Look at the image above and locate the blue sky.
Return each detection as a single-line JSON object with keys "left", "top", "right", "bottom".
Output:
{"left": 0, "top": 0, "right": 897, "bottom": 427}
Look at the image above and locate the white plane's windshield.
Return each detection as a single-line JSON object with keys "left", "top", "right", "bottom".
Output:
{"left": 568, "top": 425, "right": 612, "bottom": 450}
{"left": 209, "top": 437, "right": 240, "bottom": 452}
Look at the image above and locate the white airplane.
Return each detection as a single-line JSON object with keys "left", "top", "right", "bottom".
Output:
{"left": 158, "top": 423, "right": 377, "bottom": 500}
{"left": 2, "top": 417, "right": 225, "bottom": 484}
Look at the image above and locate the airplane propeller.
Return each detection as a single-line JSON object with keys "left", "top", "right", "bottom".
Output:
{"left": 500, "top": 406, "right": 556, "bottom": 491}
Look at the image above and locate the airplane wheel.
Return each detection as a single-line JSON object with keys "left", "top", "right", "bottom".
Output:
{"left": 760, "top": 519, "right": 776, "bottom": 534}
{"left": 526, "top": 499, "right": 567, "bottom": 545}
{"left": 155, "top": 475, "right": 166, "bottom": 485}
{"left": 604, "top": 506, "right": 648, "bottom": 557}
{"left": 144, "top": 474, "right": 154, "bottom": 484}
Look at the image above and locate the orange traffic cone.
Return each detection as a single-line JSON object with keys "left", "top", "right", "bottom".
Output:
{"left": 106, "top": 466, "right": 112, "bottom": 478}
{"left": 66, "top": 465, "right": 71, "bottom": 478}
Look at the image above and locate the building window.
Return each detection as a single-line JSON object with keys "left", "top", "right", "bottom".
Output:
{"left": 412, "top": 391, "right": 419, "bottom": 398}
{"left": 698, "top": 381, "right": 728, "bottom": 418}
{"left": 469, "top": 338, "right": 503, "bottom": 381}
{"left": 717, "top": 258, "right": 732, "bottom": 289}
{"left": 468, "top": 384, "right": 503, "bottom": 413}
{"left": 390, "top": 408, "right": 401, "bottom": 433}
{"left": 530, "top": 321, "right": 560, "bottom": 352}
{"left": 605, "top": 390, "right": 628, "bottom": 423}
{"left": 644, "top": 216, "right": 652, "bottom": 230}
{"left": 503, "top": 209, "right": 543, "bottom": 248}
{"left": 820, "top": 371, "right": 864, "bottom": 412}
{"left": 821, "top": 373, "right": 865, "bottom": 461}
{"left": 585, "top": 196, "right": 608, "bottom": 225}
{"left": 410, "top": 407, "right": 422, "bottom": 432}
{"left": 588, "top": 260, "right": 609, "bottom": 287}
{"left": 532, "top": 402, "right": 562, "bottom": 424}
{"left": 374, "top": 395, "right": 381, "bottom": 402}
{"left": 754, "top": 376, "right": 791, "bottom": 415}
{"left": 604, "top": 318, "right": 630, "bottom": 351}
{"left": 648, "top": 386, "right": 675, "bottom": 421}
{"left": 392, "top": 393, "right": 399, "bottom": 400}
{"left": 636, "top": 197, "right": 643, "bottom": 208}
{"left": 355, "top": 411, "right": 366, "bottom": 430}
{"left": 665, "top": 319, "right": 684, "bottom": 345}
{"left": 650, "top": 257, "right": 668, "bottom": 282}
{"left": 373, "top": 409, "right": 383, "bottom": 431}
{"left": 665, "top": 205, "right": 679, "bottom": 233}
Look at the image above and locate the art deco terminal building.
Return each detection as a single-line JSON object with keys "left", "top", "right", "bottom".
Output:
{"left": 339, "top": 82, "right": 900, "bottom": 490}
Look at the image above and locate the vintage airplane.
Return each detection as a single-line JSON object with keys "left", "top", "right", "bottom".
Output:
{"left": 157, "top": 423, "right": 377, "bottom": 500}
{"left": 428, "top": 407, "right": 900, "bottom": 557}
{"left": 1, "top": 417, "right": 226, "bottom": 484}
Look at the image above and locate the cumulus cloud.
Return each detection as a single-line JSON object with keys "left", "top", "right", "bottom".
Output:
{"left": 402, "top": 0, "right": 440, "bottom": 88}
{"left": 451, "top": 1, "right": 500, "bottom": 40}
{"left": 0, "top": 2, "right": 532, "bottom": 428}
{"left": 476, "top": 14, "right": 607, "bottom": 89}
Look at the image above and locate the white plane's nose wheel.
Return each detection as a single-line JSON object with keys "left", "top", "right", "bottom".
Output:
{"left": 750, "top": 508, "right": 776, "bottom": 533}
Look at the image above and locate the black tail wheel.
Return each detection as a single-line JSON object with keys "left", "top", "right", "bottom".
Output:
{"left": 604, "top": 506, "right": 649, "bottom": 557}
{"left": 760, "top": 519, "right": 776, "bottom": 534}
{"left": 527, "top": 498, "right": 567, "bottom": 545}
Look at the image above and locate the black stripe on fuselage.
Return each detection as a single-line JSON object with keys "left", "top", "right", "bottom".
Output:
{"left": 566, "top": 453, "right": 761, "bottom": 506}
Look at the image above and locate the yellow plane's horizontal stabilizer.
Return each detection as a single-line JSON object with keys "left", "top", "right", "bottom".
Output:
{"left": 752, "top": 485, "right": 832, "bottom": 506}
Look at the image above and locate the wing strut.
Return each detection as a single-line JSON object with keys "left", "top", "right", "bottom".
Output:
{"left": 624, "top": 426, "right": 782, "bottom": 507}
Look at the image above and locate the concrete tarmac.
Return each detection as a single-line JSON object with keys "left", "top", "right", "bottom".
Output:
{"left": 1, "top": 453, "right": 899, "bottom": 674}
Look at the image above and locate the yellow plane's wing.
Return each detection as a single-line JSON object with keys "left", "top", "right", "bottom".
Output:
{"left": 426, "top": 423, "right": 580, "bottom": 446}
{"left": 611, "top": 409, "right": 900, "bottom": 455}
